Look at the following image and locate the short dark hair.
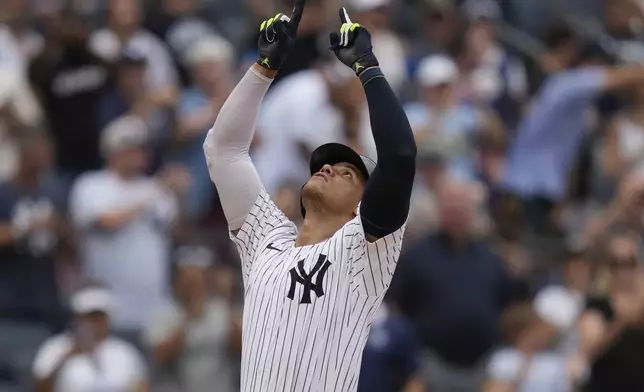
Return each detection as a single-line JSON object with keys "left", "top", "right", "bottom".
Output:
{"left": 542, "top": 22, "right": 576, "bottom": 50}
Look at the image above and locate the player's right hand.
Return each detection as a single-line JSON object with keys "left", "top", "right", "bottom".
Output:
{"left": 256, "top": 0, "right": 307, "bottom": 71}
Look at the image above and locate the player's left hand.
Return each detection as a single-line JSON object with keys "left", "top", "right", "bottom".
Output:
{"left": 256, "top": 0, "right": 307, "bottom": 71}
{"left": 329, "top": 7, "right": 379, "bottom": 76}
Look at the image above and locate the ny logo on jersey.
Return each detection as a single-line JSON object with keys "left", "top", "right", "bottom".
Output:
{"left": 287, "top": 254, "right": 332, "bottom": 304}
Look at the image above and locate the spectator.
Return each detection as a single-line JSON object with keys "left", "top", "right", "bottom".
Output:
{"left": 0, "top": 6, "right": 44, "bottom": 183}
{"left": 502, "top": 24, "right": 644, "bottom": 235}
{"left": 581, "top": 172, "right": 644, "bottom": 247}
{"left": 69, "top": 115, "right": 186, "bottom": 346}
{"left": 602, "top": 82, "right": 644, "bottom": 179}
{"left": 254, "top": 62, "right": 365, "bottom": 195}
{"left": 97, "top": 47, "right": 172, "bottom": 161}
{"left": 146, "top": 0, "right": 222, "bottom": 86}
{"left": 406, "top": 0, "right": 462, "bottom": 63}
{"left": 169, "top": 36, "right": 235, "bottom": 221}
{"left": 577, "top": 233, "right": 644, "bottom": 392}
{"left": 0, "top": 132, "right": 68, "bottom": 390}
{"left": 533, "top": 249, "right": 591, "bottom": 353}
{"left": 30, "top": 12, "right": 111, "bottom": 184}
{"left": 0, "top": 21, "right": 28, "bottom": 76}
{"left": 357, "top": 300, "right": 425, "bottom": 392}
{"left": 404, "top": 145, "right": 446, "bottom": 241}
{"left": 32, "top": 285, "right": 149, "bottom": 392}
{"left": 604, "top": 0, "right": 644, "bottom": 64}
{"left": 390, "top": 180, "right": 522, "bottom": 392}
{"left": 89, "top": 0, "right": 179, "bottom": 98}
{"left": 483, "top": 302, "right": 574, "bottom": 392}
{"left": 0, "top": 66, "right": 43, "bottom": 182}
{"left": 459, "top": 0, "right": 528, "bottom": 128}
{"left": 144, "top": 246, "right": 237, "bottom": 392}
{"left": 0, "top": 0, "right": 44, "bottom": 64}
{"left": 97, "top": 47, "right": 146, "bottom": 131}
{"left": 348, "top": 0, "right": 408, "bottom": 94}
{"left": 403, "top": 54, "right": 503, "bottom": 181}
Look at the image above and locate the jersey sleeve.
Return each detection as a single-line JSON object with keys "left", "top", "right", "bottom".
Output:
{"left": 343, "top": 216, "right": 406, "bottom": 297}
{"left": 229, "top": 188, "right": 297, "bottom": 279}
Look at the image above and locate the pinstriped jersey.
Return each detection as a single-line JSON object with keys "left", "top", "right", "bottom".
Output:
{"left": 230, "top": 189, "right": 406, "bottom": 392}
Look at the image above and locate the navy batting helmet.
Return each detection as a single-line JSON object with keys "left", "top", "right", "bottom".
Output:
{"left": 300, "top": 142, "right": 376, "bottom": 217}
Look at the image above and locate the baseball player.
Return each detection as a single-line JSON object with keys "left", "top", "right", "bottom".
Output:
{"left": 203, "top": 2, "right": 417, "bottom": 391}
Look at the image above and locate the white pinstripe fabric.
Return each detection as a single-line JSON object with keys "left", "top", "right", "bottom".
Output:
{"left": 230, "top": 189, "right": 405, "bottom": 392}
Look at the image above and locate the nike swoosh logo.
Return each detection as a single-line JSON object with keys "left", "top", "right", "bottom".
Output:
{"left": 266, "top": 243, "right": 282, "bottom": 252}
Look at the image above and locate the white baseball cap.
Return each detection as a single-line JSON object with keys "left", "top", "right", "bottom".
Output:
{"left": 417, "top": 54, "right": 459, "bottom": 87}
{"left": 533, "top": 286, "right": 582, "bottom": 331}
{"left": 185, "top": 35, "right": 234, "bottom": 66}
{"left": 100, "top": 115, "right": 149, "bottom": 155}
{"left": 71, "top": 287, "right": 114, "bottom": 315}
{"left": 349, "top": 0, "right": 390, "bottom": 12}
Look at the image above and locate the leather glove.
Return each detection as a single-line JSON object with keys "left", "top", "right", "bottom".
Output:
{"left": 329, "top": 7, "right": 379, "bottom": 76}
{"left": 257, "top": 0, "right": 307, "bottom": 71}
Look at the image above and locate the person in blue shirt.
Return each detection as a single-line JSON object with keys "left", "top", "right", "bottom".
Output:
{"left": 502, "top": 24, "right": 644, "bottom": 235}
{"left": 358, "top": 301, "right": 425, "bottom": 392}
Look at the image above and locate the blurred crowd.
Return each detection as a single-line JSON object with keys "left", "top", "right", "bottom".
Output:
{"left": 2, "top": 0, "right": 644, "bottom": 391}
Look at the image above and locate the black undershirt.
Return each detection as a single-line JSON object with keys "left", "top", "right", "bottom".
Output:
{"left": 359, "top": 69, "right": 417, "bottom": 238}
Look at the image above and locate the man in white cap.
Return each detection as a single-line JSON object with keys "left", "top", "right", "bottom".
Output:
{"left": 33, "top": 285, "right": 149, "bottom": 392}
{"left": 69, "top": 115, "right": 189, "bottom": 346}
{"left": 483, "top": 301, "right": 576, "bottom": 392}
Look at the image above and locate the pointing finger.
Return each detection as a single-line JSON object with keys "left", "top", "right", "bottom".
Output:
{"left": 290, "top": 0, "right": 307, "bottom": 31}
{"left": 339, "top": 7, "right": 352, "bottom": 24}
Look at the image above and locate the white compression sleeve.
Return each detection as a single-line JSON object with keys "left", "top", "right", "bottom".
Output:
{"left": 203, "top": 67, "right": 273, "bottom": 230}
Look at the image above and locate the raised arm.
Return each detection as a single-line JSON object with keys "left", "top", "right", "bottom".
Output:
{"left": 203, "top": 66, "right": 274, "bottom": 230}
{"left": 204, "top": 1, "right": 306, "bottom": 230}
{"left": 330, "top": 8, "right": 416, "bottom": 239}
{"left": 359, "top": 69, "right": 417, "bottom": 239}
